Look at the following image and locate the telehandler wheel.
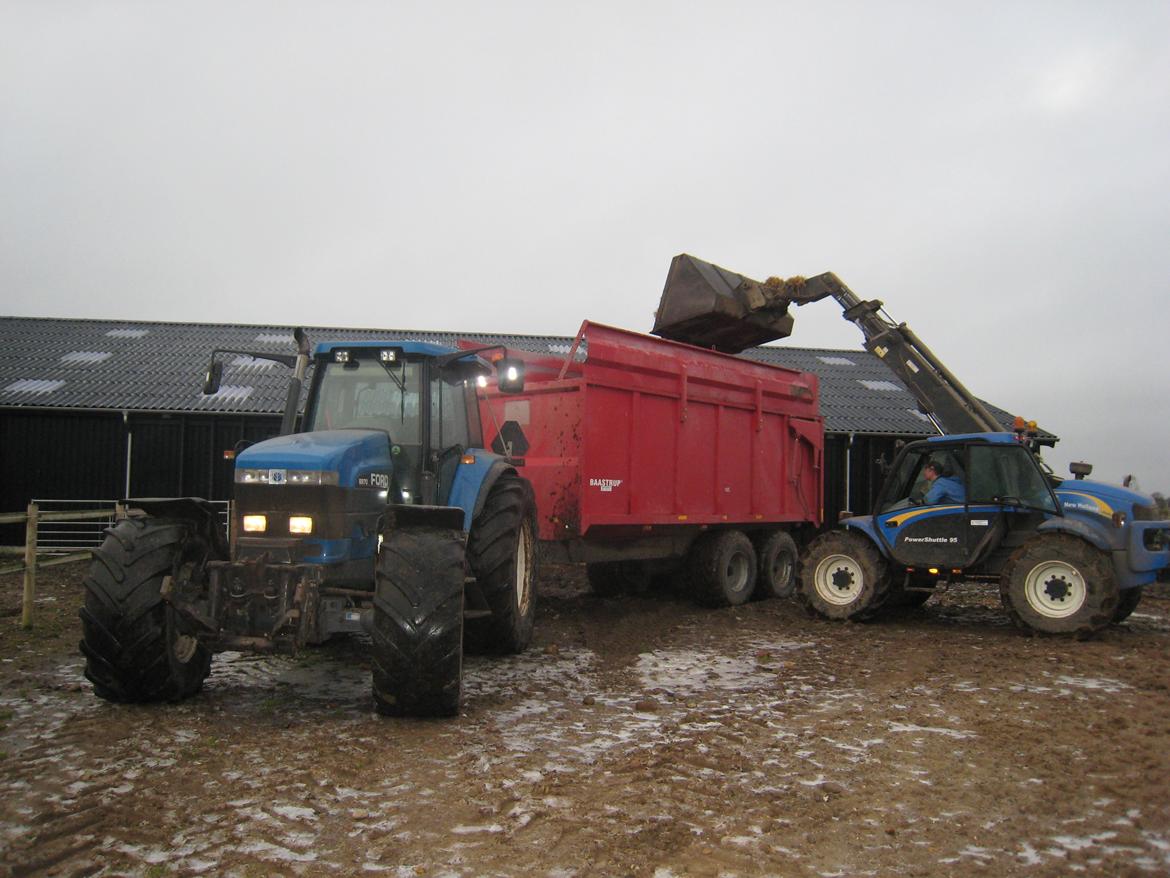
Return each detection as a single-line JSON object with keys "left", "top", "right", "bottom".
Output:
{"left": 1112, "top": 586, "right": 1143, "bottom": 624}
{"left": 798, "top": 530, "right": 891, "bottom": 621}
{"left": 465, "top": 473, "right": 537, "bottom": 655}
{"left": 79, "top": 516, "right": 214, "bottom": 703}
{"left": 753, "top": 531, "right": 798, "bottom": 600}
{"left": 690, "top": 530, "right": 758, "bottom": 607}
{"left": 586, "top": 561, "right": 652, "bottom": 597}
{"left": 371, "top": 526, "right": 465, "bottom": 717}
{"left": 999, "top": 534, "right": 1119, "bottom": 635}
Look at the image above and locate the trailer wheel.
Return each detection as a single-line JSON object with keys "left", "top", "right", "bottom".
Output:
{"left": 999, "top": 534, "right": 1118, "bottom": 635}
{"left": 798, "top": 530, "right": 891, "bottom": 620}
{"left": 371, "top": 526, "right": 465, "bottom": 717}
{"left": 690, "top": 530, "right": 758, "bottom": 607}
{"left": 586, "top": 561, "right": 652, "bottom": 597}
{"left": 79, "top": 516, "right": 214, "bottom": 703}
{"left": 753, "top": 531, "right": 798, "bottom": 599}
{"left": 1112, "top": 587, "right": 1143, "bottom": 624}
{"left": 465, "top": 473, "right": 537, "bottom": 654}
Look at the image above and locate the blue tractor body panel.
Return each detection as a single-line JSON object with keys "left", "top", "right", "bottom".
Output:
{"left": 237, "top": 429, "right": 391, "bottom": 488}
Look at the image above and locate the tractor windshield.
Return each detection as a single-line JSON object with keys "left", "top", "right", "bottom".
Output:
{"left": 305, "top": 357, "right": 423, "bottom": 440}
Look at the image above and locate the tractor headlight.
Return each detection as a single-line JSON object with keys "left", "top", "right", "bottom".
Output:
{"left": 242, "top": 514, "right": 267, "bottom": 533}
{"left": 288, "top": 516, "right": 314, "bottom": 535}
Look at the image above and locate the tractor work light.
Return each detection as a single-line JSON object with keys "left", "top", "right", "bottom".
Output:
{"left": 379, "top": 349, "right": 398, "bottom": 363}
{"left": 236, "top": 469, "right": 339, "bottom": 486}
{"left": 242, "top": 515, "right": 267, "bottom": 533}
{"left": 288, "top": 516, "right": 314, "bottom": 534}
{"left": 334, "top": 349, "right": 351, "bottom": 363}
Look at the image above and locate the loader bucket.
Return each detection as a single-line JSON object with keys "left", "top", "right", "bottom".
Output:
{"left": 652, "top": 254, "right": 840, "bottom": 353}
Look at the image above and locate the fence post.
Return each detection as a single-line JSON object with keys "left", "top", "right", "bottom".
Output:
{"left": 21, "top": 502, "right": 38, "bottom": 629}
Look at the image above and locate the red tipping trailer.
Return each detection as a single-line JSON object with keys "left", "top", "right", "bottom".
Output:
{"left": 471, "top": 322, "right": 824, "bottom": 605}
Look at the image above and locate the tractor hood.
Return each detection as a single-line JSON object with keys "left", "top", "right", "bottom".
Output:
{"left": 236, "top": 430, "right": 391, "bottom": 489}
{"left": 1054, "top": 479, "right": 1154, "bottom": 520}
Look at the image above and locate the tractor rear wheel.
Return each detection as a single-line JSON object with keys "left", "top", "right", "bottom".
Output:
{"left": 465, "top": 473, "right": 537, "bottom": 654}
{"left": 79, "top": 516, "right": 214, "bottom": 703}
{"left": 798, "top": 530, "right": 891, "bottom": 620}
{"left": 690, "top": 530, "right": 758, "bottom": 607}
{"left": 753, "top": 531, "right": 798, "bottom": 599}
{"left": 1113, "top": 586, "right": 1143, "bottom": 624}
{"left": 1000, "top": 534, "right": 1118, "bottom": 635}
{"left": 371, "top": 526, "right": 465, "bottom": 717}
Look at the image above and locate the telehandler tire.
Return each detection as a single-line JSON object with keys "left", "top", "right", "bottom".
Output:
{"left": 79, "top": 516, "right": 214, "bottom": 703}
{"left": 371, "top": 526, "right": 465, "bottom": 717}
{"left": 999, "top": 534, "right": 1118, "bottom": 635}
{"left": 798, "top": 530, "right": 892, "bottom": 620}
{"left": 465, "top": 473, "right": 537, "bottom": 654}
{"left": 1112, "top": 586, "right": 1143, "bottom": 624}
{"left": 690, "top": 530, "right": 757, "bottom": 607}
{"left": 753, "top": 531, "right": 798, "bottom": 599}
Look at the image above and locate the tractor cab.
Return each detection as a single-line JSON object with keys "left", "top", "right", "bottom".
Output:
{"left": 299, "top": 341, "right": 491, "bottom": 508}
{"left": 870, "top": 433, "right": 1060, "bottom": 572}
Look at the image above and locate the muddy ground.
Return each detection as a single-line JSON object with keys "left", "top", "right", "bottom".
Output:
{"left": 1, "top": 562, "right": 1169, "bottom": 878}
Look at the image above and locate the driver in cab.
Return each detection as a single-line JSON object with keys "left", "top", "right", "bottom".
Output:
{"left": 922, "top": 461, "right": 966, "bottom": 505}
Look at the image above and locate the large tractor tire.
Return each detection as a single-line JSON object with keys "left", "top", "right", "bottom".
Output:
{"left": 690, "top": 530, "right": 758, "bottom": 607}
{"left": 999, "top": 534, "right": 1119, "bottom": 635}
{"left": 1113, "top": 586, "right": 1143, "bottom": 624}
{"left": 753, "top": 530, "right": 798, "bottom": 600}
{"left": 798, "top": 530, "right": 892, "bottom": 621}
{"left": 371, "top": 526, "right": 465, "bottom": 717}
{"left": 79, "top": 516, "right": 214, "bottom": 703}
{"left": 465, "top": 473, "right": 537, "bottom": 654}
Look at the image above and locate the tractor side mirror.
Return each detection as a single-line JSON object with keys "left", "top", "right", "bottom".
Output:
{"left": 496, "top": 358, "right": 525, "bottom": 394}
{"left": 202, "top": 359, "right": 224, "bottom": 395}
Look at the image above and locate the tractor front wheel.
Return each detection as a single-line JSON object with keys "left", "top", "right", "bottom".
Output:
{"left": 798, "top": 530, "right": 891, "bottom": 620}
{"left": 79, "top": 516, "right": 214, "bottom": 703}
{"left": 371, "top": 527, "right": 465, "bottom": 717}
{"left": 1000, "top": 534, "right": 1118, "bottom": 635}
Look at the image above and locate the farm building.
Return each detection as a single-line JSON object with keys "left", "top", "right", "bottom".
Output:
{"left": 0, "top": 316, "right": 1041, "bottom": 544}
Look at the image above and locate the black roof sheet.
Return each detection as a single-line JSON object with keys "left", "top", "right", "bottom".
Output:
{"left": 0, "top": 316, "right": 1037, "bottom": 438}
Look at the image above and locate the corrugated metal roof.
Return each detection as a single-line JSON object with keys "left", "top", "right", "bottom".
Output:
{"left": 0, "top": 316, "right": 1041, "bottom": 438}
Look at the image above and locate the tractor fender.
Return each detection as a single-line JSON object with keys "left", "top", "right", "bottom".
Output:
{"left": 1035, "top": 516, "right": 1113, "bottom": 554}
{"left": 446, "top": 453, "right": 517, "bottom": 531}
{"left": 837, "top": 515, "right": 885, "bottom": 553}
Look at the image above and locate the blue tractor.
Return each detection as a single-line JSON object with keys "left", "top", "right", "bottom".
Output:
{"left": 653, "top": 254, "right": 1170, "bottom": 635}
{"left": 80, "top": 331, "right": 535, "bottom": 716}
{"left": 798, "top": 431, "right": 1169, "bottom": 633}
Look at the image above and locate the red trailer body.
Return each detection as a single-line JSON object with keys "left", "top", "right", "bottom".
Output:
{"left": 474, "top": 322, "right": 823, "bottom": 566}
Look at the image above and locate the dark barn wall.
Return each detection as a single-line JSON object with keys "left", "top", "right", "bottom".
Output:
{"left": 0, "top": 409, "right": 281, "bottom": 543}
{"left": 822, "top": 434, "right": 907, "bottom": 525}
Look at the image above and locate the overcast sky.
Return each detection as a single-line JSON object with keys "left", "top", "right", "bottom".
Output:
{"left": 2, "top": 2, "right": 1168, "bottom": 490}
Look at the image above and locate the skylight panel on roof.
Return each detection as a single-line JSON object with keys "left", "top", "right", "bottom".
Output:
{"left": 6, "top": 379, "right": 66, "bottom": 394}
{"left": 61, "top": 351, "right": 113, "bottom": 365}
{"left": 818, "top": 356, "right": 856, "bottom": 366}
{"left": 204, "top": 385, "right": 254, "bottom": 403}
{"left": 860, "top": 379, "right": 901, "bottom": 391}
{"left": 255, "top": 333, "right": 294, "bottom": 345}
{"left": 230, "top": 355, "right": 277, "bottom": 369}
{"left": 106, "top": 328, "right": 149, "bottom": 339}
